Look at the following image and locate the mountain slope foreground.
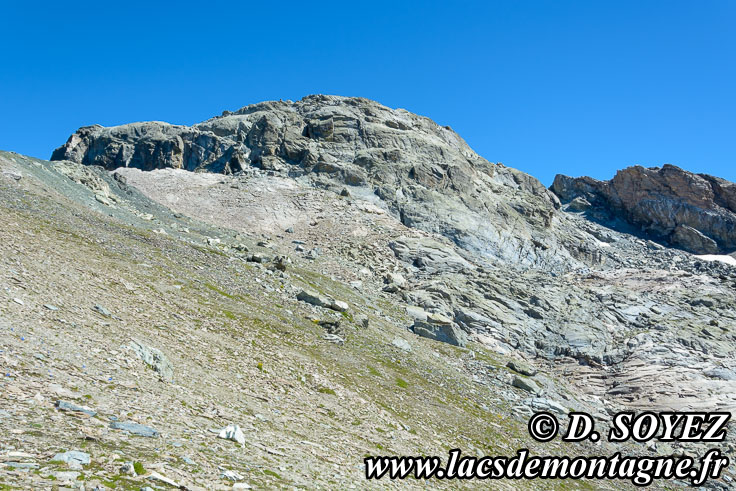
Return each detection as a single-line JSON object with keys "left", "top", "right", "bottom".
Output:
{"left": 0, "top": 96, "right": 734, "bottom": 488}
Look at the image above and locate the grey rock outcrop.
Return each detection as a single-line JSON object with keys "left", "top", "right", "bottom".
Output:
{"left": 55, "top": 400, "right": 96, "bottom": 417}
{"left": 511, "top": 376, "right": 540, "bottom": 394}
{"left": 388, "top": 237, "right": 471, "bottom": 274}
{"left": 52, "top": 451, "right": 90, "bottom": 468}
{"left": 53, "top": 95, "right": 597, "bottom": 271}
{"left": 552, "top": 164, "right": 736, "bottom": 254}
{"left": 128, "top": 339, "right": 174, "bottom": 382}
{"left": 412, "top": 312, "right": 468, "bottom": 347}
{"left": 296, "top": 289, "right": 348, "bottom": 312}
{"left": 109, "top": 421, "right": 160, "bottom": 438}
{"left": 507, "top": 360, "right": 538, "bottom": 377}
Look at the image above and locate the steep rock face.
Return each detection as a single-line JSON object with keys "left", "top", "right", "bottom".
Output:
{"left": 52, "top": 95, "right": 597, "bottom": 271}
{"left": 552, "top": 164, "right": 736, "bottom": 254}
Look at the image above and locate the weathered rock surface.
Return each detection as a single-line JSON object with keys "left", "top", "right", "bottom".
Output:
{"left": 55, "top": 400, "right": 96, "bottom": 417}
{"left": 296, "top": 289, "right": 348, "bottom": 312}
{"left": 109, "top": 421, "right": 160, "bottom": 438}
{"left": 53, "top": 95, "right": 599, "bottom": 271}
{"left": 128, "top": 339, "right": 174, "bottom": 382}
{"left": 552, "top": 164, "right": 736, "bottom": 254}
{"left": 511, "top": 376, "right": 540, "bottom": 394}
{"left": 218, "top": 424, "right": 246, "bottom": 445}
{"left": 52, "top": 451, "right": 90, "bottom": 468}
{"left": 412, "top": 312, "right": 468, "bottom": 347}
{"left": 388, "top": 237, "right": 471, "bottom": 274}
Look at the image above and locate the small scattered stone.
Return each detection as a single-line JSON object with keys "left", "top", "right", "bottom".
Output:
{"left": 56, "top": 400, "right": 97, "bottom": 417}
{"left": 218, "top": 424, "right": 246, "bottom": 445}
{"left": 512, "top": 376, "right": 541, "bottom": 394}
{"left": 297, "top": 289, "right": 329, "bottom": 308}
{"left": 322, "top": 334, "right": 345, "bottom": 345}
{"left": 305, "top": 248, "right": 321, "bottom": 260}
{"left": 318, "top": 319, "right": 343, "bottom": 335}
{"left": 384, "top": 272, "right": 407, "bottom": 288}
{"left": 119, "top": 462, "right": 136, "bottom": 476}
{"left": 703, "top": 367, "right": 736, "bottom": 381}
{"left": 506, "top": 360, "right": 538, "bottom": 377}
{"left": 95, "top": 194, "right": 112, "bottom": 206}
{"left": 128, "top": 339, "right": 174, "bottom": 382}
{"left": 524, "top": 397, "right": 568, "bottom": 414}
{"left": 54, "top": 471, "right": 80, "bottom": 482}
{"left": 4, "top": 171, "right": 22, "bottom": 181}
{"left": 52, "top": 450, "right": 90, "bottom": 468}
{"left": 330, "top": 300, "right": 349, "bottom": 312}
{"left": 412, "top": 313, "right": 467, "bottom": 347}
{"left": 110, "top": 421, "right": 159, "bottom": 438}
{"left": 392, "top": 338, "right": 412, "bottom": 352}
{"left": 93, "top": 304, "right": 111, "bottom": 317}
{"left": 247, "top": 253, "right": 270, "bottom": 264}
{"left": 222, "top": 469, "right": 244, "bottom": 481}
{"left": 148, "top": 471, "right": 180, "bottom": 487}
{"left": 524, "top": 308, "right": 544, "bottom": 320}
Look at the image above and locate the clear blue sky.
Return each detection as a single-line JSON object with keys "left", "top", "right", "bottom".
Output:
{"left": 1, "top": 1, "right": 734, "bottom": 185}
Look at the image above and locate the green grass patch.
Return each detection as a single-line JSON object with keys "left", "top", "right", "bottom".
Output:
{"left": 204, "top": 282, "right": 236, "bottom": 299}
{"left": 263, "top": 469, "right": 282, "bottom": 479}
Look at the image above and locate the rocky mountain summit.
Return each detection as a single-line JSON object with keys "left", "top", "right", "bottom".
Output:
{"left": 52, "top": 95, "right": 602, "bottom": 272}
{"left": 1, "top": 96, "right": 735, "bottom": 488}
{"left": 552, "top": 164, "right": 736, "bottom": 255}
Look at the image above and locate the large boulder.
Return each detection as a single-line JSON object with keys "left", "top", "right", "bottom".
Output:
{"left": 412, "top": 312, "right": 468, "bottom": 347}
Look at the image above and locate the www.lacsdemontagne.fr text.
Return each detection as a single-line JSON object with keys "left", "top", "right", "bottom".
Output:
{"left": 364, "top": 448, "right": 728, "bottom": 486}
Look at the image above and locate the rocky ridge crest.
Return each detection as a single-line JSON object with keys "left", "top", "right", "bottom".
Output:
{"left": 552, "top": 164, "right": 736, "bottom": 255}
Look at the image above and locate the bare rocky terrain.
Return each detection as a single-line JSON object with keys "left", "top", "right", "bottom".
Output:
{"left": 2, "top": 95, "right": 736, "bottom": 489}
{"left": 553, "top": 165, "right": 736, "bottom": 255}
